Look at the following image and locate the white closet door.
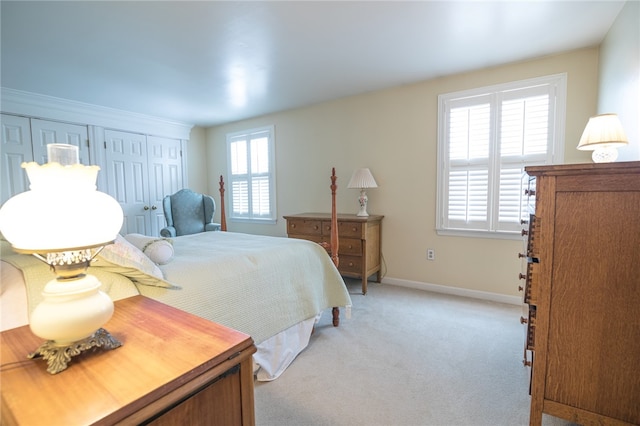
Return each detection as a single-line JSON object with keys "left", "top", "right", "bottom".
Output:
{"left": 104, "top": 129, "right": 152, "bottom": 236}
{"left": 147, "top": 136, "right": 183, "bottom": 235}
{"left": 1, "top": 114, "right": 33, "bottom": 205}
{"left": 30, "top": 119, "right": 90, "bottom": 164}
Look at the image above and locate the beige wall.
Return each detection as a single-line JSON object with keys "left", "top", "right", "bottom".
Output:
{"left": 202, "top": 48, "right": 600, "bottom": 299}
{"left": 185, "top": 126, "right": 208, "bottom": 194}
{"left": 597, "top": 0, "right": 639, "bottom": 161}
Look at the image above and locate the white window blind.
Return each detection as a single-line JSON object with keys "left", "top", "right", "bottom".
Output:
{"left": 437, "top": 74, "right": 565, "bottom": 237}
{"left": 226, "top": 126, "right": 276, "bottom": 223}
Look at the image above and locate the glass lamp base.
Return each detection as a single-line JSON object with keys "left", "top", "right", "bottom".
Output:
{"left": 591, "top": 146, "right": 618, "bottom": 163}
{"left": 28, "top": 328, "right": 122, "bottom": 374}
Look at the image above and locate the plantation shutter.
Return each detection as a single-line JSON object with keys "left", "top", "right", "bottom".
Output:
{"left": 439, "top": 77, "right": 560, "bottom": 235}
{"left": 228, "top": 126, "right": 275, "bottom": 222}
{"left": 446, "top": 99, "right": 492, "bottom": 231}
{"left": 496, "top": 88, "right": 551, "bottom": 231}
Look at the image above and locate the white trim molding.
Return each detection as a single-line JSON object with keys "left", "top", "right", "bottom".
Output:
{"left": 1, "top": 88, "right": 193, "bottom": 140}
{"left": 381, "top": 276, "right": 522, "bottom": 306}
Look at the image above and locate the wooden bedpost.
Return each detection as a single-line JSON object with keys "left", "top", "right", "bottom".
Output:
{"left": 329, "top": 167, "right": 339, "bottom": 268}
{"left": 219, "top": 175, "right": 227, "bottom": 232}
{"left": 330, "top": 167, "right": 340, "bottom": 327}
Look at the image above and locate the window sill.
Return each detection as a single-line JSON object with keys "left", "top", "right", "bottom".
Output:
{"left": 436, "top": 228, "right": 522, "bottom": 241}
{"left": 230, "top": 217, "right": 277, "bottom": 225}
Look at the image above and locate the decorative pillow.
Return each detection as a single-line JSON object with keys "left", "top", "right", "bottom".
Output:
{"left": 124, "top": 233, "right": 174, "bottom": 265}
{"left": 94, "top": 235, "right": 178, "bottom": 289}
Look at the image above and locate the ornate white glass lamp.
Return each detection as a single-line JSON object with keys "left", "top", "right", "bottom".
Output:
{"left": 0, "top": 144, "right": 124, "bottom": 374}
{"left": 347, "top": 168, "right": 378, "bottom": 217}
{"left": 577, "top": 113, "right": 629, "bottom": 163}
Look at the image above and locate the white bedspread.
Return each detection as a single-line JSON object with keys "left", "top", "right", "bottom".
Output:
{"left": 1, "top": 231, "right": 351, "bottom": 380}
{"left": 138, "top": 231, "right": 352, "bottom": 345}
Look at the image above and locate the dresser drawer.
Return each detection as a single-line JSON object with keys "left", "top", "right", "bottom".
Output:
{"left": 337, "top": 221, "right": 363, "bottom": 238}
{"left": 321, "top": 221, "right": 363, "bottom": 238}
{"left": 339, "top": 255, "right": 363, "bottom": 274}
{"left": 526, "top": 305, "right": 536, "bottom": 351}
{"left": 287, "top": 219, "right": 322, "bottom": 236}
{"left": 337, "top": 238, "right": 362, "bottom": 256}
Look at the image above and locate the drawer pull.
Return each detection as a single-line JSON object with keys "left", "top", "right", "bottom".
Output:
{"left": 519, "top": 273, "right": 526, "bottom": 280}
{"left": 291, "top": 224, "right": 296, "bottom": 229}
{"left": 521, "top": 229, "right": 528, "bottom": 236}
{"left": 520, "top": 316, "right": 528, "bottom": 324}
{"left": 525, "top": 189, "right": 536, "bottom": 196}
{"left": 518, "top": 253, "right": 526, "bottom": 258}
{"left": 518, "top": 286, "right": 524, "bottom": 292}
{"left": 314, "top": 225, "right": 319, "bottom": 230}
{"left": 352, "top": 227, "right": 357, "bottom": 232}
{"left": 348, "top": 262, "right": 354, "bottom": 267}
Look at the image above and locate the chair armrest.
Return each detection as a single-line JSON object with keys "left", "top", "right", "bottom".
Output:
{"left": 160, "top": 226, "right": 177, "bottom": 237}
{"left": 205, "top": 223, "right": 221, "bottom": 232}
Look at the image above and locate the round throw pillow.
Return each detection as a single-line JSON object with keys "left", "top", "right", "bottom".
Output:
{"left": 124, "top": 233, "right": 174, "bottom": 265}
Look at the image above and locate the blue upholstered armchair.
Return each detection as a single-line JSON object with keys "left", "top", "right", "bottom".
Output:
{"left": 160, "top": 189, "right": 221, "bottom": 237}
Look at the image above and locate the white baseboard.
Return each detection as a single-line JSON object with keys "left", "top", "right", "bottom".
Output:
{"left": 380, "top": 277, "right": 522, "bottom": 306}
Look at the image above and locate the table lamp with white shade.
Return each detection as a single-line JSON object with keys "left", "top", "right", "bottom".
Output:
{"left": 347, "top": 168, "right": 378, "bottom": 217}
{"left": 0, "top": 144, "right": 124, "bottom": 374}
{"left": 577, "top": 113, "right": 629, "bottom": 163}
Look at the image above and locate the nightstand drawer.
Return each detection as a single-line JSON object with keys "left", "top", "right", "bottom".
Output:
{"left": 287, "top": 219, "right": 322, "bottom": 236}
{"left": 339, "top": 255, "right": 363, "bottom": 274}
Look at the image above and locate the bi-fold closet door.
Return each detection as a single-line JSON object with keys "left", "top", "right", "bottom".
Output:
{"left": 1, "top": 114, "right": 90, "bottom": 205}
{"left": 103, "top": 129, "right": 182, "bottom": 237}
{"left": 1, "top": 114, "right": 184, "bottom": 237}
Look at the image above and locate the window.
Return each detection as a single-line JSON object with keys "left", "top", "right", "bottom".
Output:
{"left": 436, "top": 74, "right": 566, "bottom": 238}
{"left": 226, "top": 126, "right": 276, "bottom": 224}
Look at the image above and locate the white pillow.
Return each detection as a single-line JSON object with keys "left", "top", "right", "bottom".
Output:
{"left": 95, "top": 235, "right": 176, "bottom": 288}
{"left": 124, "top": 233, "right": 174, "bottom": 265}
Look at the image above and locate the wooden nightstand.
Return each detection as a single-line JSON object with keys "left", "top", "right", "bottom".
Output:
{"left": 284, "top": 213, "right": 383, "bottom": 294}
{"left": 1, "top": 295, "right": 256, "bottom": 425}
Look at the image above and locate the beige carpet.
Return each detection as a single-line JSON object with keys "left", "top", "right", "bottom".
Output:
{"left": 254, "top": 279, "right": 576, "bottom": 426}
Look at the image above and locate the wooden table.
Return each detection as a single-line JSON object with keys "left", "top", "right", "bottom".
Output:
{"left": 1, "top": 295, "right": 256, "bottom": 425}
{"left": 284, "top": 212, "right": 383, "bottom": 294}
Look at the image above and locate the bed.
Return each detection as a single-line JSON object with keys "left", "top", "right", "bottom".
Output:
{"left": 0, "top": 169, "right": 351, "bottom": 381}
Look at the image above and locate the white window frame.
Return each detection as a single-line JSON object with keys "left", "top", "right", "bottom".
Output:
{"left": 436, "top": 74, "right": 566, "bottom": 239}
{"left": 226, "top": 125, "right": 277, "bottom": 224}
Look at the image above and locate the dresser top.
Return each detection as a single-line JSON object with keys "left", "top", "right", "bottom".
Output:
{"left": 284, "top": 212, "right": 384, "bottom": 222}
{"left": 1, "top": 296, "right": 255, "bottom": 425}
{"left": 526, "top": 160, "right": 640, "bottom": 176}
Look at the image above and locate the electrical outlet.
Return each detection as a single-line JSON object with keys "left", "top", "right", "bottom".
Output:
{"left": 427, "top": 249, "right": 435, "bottom": 261}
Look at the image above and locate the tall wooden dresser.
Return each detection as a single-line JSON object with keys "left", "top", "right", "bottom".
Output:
{"left": 521, "top": 162, "right": 640, "bottom": 426}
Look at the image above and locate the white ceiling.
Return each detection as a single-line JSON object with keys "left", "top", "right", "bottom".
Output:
{"left": 0, "top": 1, "right": 626, "bottom": 127}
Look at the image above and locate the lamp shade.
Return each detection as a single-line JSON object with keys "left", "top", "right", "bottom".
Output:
{"left": 347, "top": 168, "right": 378, "bottom": 189}
{"left": 577, "top": 113, "right": 628, "bottom": 150}
{"left": 0, "top": 161, "right": 123, "bottom": 252}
